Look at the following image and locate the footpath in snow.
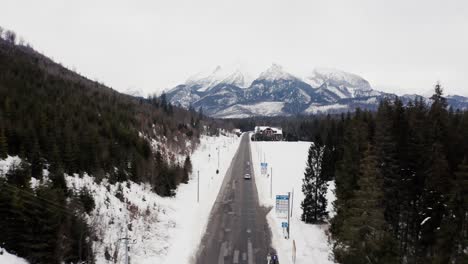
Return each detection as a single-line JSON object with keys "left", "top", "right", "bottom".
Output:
{"left": 250, "top": 139, "right": 335, "bottom": 264}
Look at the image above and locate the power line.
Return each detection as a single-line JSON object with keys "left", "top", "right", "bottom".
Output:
{"left": 1, "top": 182, "right": 79, "bottom": 216}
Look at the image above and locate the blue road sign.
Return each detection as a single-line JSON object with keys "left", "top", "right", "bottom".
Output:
{"left": 282, "top": 222, "right": 288, "bottom": 228}
{"left": 276, "top": 194, "right": 289, "bottom": 217}
{"left": 276, "top": 195, "right": 289, "bottom": 200}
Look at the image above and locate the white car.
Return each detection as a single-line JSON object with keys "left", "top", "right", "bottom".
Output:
{"left": 244, "top": 173, "right": 251, "bottom": 180}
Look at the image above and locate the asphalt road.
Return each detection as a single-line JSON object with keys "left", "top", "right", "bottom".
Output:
{"left": 195, "top": 133, "right": 276, "bottom": 264}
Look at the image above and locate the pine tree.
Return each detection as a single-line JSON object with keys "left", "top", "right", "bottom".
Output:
{"left": 374, "top": 99, "right": 401, "bottom": 235}
{"left": 433, "top": 158, "right": 468, "bottom": 263}
{"left": 331, "top": 115, "right": 368, "bottom": 237}
{"left": 183, "top": 155, "right": 192, "bottom": 184}
{"left": 418, "top": 85, "right": 451, "bottom": 259}
{"left": 0, "top": 126, "right": 7, "bottom": 159}
{"left": 301, "top": 140, "right": 328, "bottom": 223}
{"left": 335, "top": 144, "right": 397, "bottom": 264}
{"left": 6, "top": 161, "right": 31, "bottom": 189}
{"left": 30, "top": 138, "right": 43, "bottom": 179}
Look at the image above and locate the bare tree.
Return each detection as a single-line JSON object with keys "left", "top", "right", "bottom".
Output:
{"left": 5, "top": 30, "right": 16, "bottom": 44}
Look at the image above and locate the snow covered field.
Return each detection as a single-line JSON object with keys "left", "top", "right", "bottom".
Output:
{"left": 250, "top": 139, "right": 335, "bottom": 264}
{"left": 0, "top": 133, "right": 241, "bottom": 264}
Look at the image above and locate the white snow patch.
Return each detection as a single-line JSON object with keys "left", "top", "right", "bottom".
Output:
{"left": 304, "top": 103, "right": 348, "bottom": 114}
{"left": 250, "top": 140, "right": 335, "bottom": 264}
{"left": 0, "top": 247, "right": 29, "bottom": 264}
{"left": 214, "top": 101, "right": 286, "bottom": 118}
{"left": 0, "top": 156, "right": 21, "bottom": 177}
{"left": 420, "top": 217, "right": 431, "bottom": 226}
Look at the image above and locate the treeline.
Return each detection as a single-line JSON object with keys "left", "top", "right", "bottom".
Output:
{"left": 323, "top": 86, "right": 468, "bottom": 263}
{"left": 0, "top": 27, "right": 228, "bottom": 263}
{"left": 228, "top": 113, "right": 343, "bottom": 142}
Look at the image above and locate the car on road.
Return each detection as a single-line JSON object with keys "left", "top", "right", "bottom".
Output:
{"left": 244, "top": 173, "right": 251, "bottom": 179}
{"left": 268, "top": 254, "right": 279, "bottom": 264}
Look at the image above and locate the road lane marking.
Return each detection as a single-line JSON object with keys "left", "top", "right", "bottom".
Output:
{"left": 248, "top": 239, "right": 254, "bottom": 264}
{"left": 233, "top": 250, "right": 239, "bottom": 263}
{"left": 218, "top": 242, "right": 226, "bottom": 264}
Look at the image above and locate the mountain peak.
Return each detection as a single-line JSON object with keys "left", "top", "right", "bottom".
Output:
{"left": 309, "top": 68, "right": 372, "bottom": 90}
{"left": 185, "top": 65, "right": 252, "bottom": 92}
{"left": 304, "top": 68, "right": 376, "bottom": 99}
{"left": 257, "top": 63, "right": 296, "bottom": 82}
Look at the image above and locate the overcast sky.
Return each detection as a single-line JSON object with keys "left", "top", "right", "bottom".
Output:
{"left": 2, "top": 0, "right": 467, "bottom": 96}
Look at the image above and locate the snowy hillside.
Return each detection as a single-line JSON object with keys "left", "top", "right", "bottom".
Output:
{"left": 66, "top": 134, "right": 240, "bottom": 264}
{"left": 0, "top": 134, "right": 241, "bottom": 264}
{"left": 250, "top": 140, "right": 335, "bottom": 264}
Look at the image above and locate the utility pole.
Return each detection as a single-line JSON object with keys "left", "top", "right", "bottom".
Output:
{"left": 287, "top": 192, "right": 291, "bottom": 239}
{"left": 291, "top": 188, "right": 294, "bottom": 217}
{"left": 270, "top": 167, "right": 273, "bottom": 199}
{"left": 217, "top": 147, "right": 220, "bottom": 170}
{"left": 120, "top": 227, "right": 136, "bottom": 264}
{"left": 197, "top": 170, "right": 200, "bottom": 203}
{"left": 120, "top": 198, "right": 135, "bottom": 264}
{"left": 125, "top": 226, "right": 129, "bottom": 264}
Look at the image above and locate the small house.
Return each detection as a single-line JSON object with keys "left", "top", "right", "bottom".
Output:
{"left": 252, "top": 126, "right": 283, "bottom": 141}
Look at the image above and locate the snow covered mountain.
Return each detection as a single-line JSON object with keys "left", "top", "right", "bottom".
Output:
{"left": 166, "top": 64, "right": 468, "bottom": 118}
{"left": 304, "top": 68, "right": 381, "bottom": 99}
{"left": 185, "top": 65, "right": 253, "bottom": 92}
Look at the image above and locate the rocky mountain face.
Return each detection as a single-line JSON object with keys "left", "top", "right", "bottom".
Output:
{"left": 166, "top": 64, "right": 468, "bottom": 118}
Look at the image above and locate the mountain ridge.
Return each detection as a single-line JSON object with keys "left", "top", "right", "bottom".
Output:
{"left": 166, "top": 64, "right": 468, "bottom": 118}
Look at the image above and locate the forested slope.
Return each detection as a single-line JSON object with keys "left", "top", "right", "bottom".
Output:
{"left": 0, "top": 31, "right": 227, "bottom": 263}
{"left": 298, "top": 87, "right": 468, "bottom": 263}
{"left": 328, "top": 87, "right": 468, "bottom": 263}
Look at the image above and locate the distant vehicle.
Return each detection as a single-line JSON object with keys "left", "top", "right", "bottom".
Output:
{"left": 244, "top": 173, "right": 251, "bottom": 179}
{"left": 269, "top": 254, "right": 278, "bottom": 264}
{"left": 267, "top": 253, "right": 279, "bottom": 264}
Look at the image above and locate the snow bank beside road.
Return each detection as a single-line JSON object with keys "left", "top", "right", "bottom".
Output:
{"left": 250, "top": 140, "right": 335, "bottom": 264}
